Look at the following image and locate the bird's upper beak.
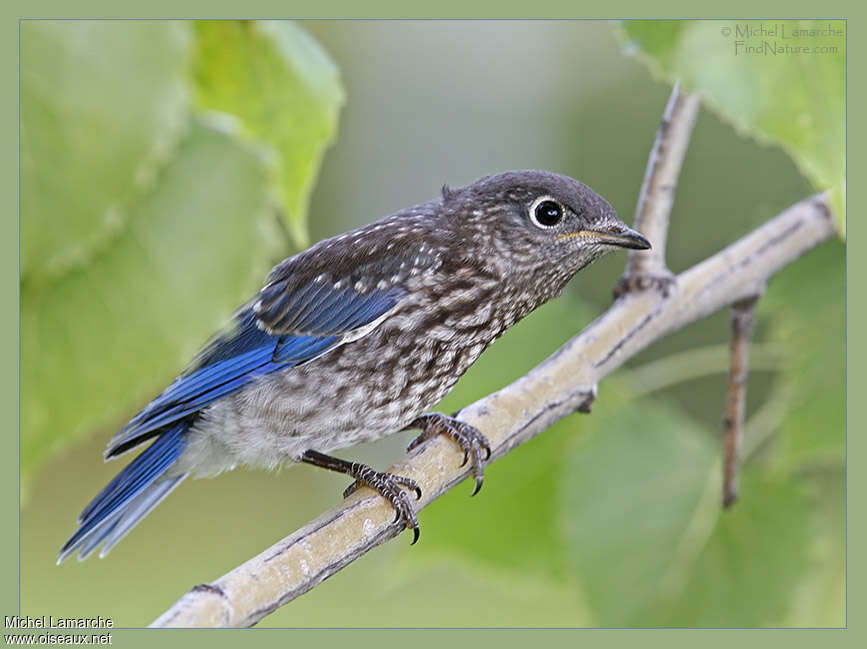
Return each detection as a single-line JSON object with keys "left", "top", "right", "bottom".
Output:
{"left": 557, "top": 224, "right": 652, "bottom": 250}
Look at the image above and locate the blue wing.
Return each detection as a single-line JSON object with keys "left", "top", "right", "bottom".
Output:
{"left": 104, "top": 278, "right": 405, "bottom": 459}
{"left": 61, "top": 278, "right": 404, "bottom": 563}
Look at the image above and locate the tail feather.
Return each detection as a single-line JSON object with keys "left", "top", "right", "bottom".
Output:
{"left": 96, "top": 474, "right": 187, "bottom": 559}
{"left": 74, "top": 518, "right": 122, "bottom": 561}
{"left": 80, "top": 421, "right": 187, "bottom": 523}
{"left": 58, "top": 422, "right": 189, "bottom": 564}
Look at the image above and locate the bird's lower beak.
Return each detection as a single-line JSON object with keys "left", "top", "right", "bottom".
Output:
{"left": 558, "top": 225, "right": 652, "bottom": 250}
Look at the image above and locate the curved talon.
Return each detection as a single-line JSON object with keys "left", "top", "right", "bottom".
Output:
{"left": 407, "top": 413, "right": 491, "bottom": 498}
{"left": 392, "top": 475, "right": 423, "bottom": 500}
{"left": 343, "top": 481, "right": 360, "bottom": 499}
{"left": 406, "top": 435, "right": 424, "bottom": 454}
{"left": 468, "top": 437, "right": 485, "bottom": 496}
{"left": 388, "top": 489, "right": 420, "bottom": 544}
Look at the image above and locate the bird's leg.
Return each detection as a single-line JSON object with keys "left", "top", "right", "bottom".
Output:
{"left": 405, "top": 412, "right": 492, "bottom": 496}
{"left": 300, "top": 450, "right": 422, "bottom": 544}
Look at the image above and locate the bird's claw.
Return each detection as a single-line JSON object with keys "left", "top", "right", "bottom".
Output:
{"left": 344, "top": 473, "right": 421, "bottom": 500}
{"left": 406, "top": 412, "right": 491, "bottom": 496}
{"left": 343, "top": 468, "right": 421, "bottom": 544}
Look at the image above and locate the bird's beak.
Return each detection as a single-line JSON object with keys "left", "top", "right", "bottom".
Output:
{"left": 557, "top": 224, "right": 651, "bottom": 250}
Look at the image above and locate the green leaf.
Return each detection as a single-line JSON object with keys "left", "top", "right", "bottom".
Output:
{"left": 761, "top": 241, "right": 844, "bottom": 468}
{"left": 21, "top": 120, "right": 282, "bottom": 487}
{"left": 21, "top": 21, "right": 191, "bottom": 280}
{"left": 562, "top": 397, "right": 813, "bottom": 626}
{"left": 561, "top": 397, "right": 718, "bottom": 625}
{"left": 21, "top": 20, "right": 345, "bottom": 488}
{"left": 779, "top": 468, "right": 845, "bottom": 627}
{"left": 191, "top": 21, "right": 344, "bottom": 246}
{"left": 639, "top": 473, "right": 812, "bottom": 626}
{"left": 621, "top": 20, "right": 845, "bottom": 234}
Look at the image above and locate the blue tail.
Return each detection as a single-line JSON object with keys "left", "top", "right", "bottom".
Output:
{"left": 57, "top": 421, "right": 189, "bottom": 564}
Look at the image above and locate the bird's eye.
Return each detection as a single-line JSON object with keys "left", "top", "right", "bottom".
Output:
{"left": 529, "top": 197, "right": 564, "bottom": 229}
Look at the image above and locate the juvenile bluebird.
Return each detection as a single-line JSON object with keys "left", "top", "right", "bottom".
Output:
{"left": 58, "top": 170, "right": 650, "bottom": 563}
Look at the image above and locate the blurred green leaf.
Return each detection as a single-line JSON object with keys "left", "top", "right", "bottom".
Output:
{"left": 637, "top": 473, "right": 812, "bottom": 626}
{"left": 191, "top": 21, "right": 344, "bottom": 246}
{"left": 621, "top": 20, "right": 845, "bottom": 234}
{"left": 779, "top": 468, "right": 845, "bottom": 627}
{"left": 21, "top": 120, "right": 282, "bottom": 487}
{"left": 562, "top": 396, "right": 817, "bottom": 626}
{"left": 21, "top": 21, "right": 345, "bottom": 489}
{"left": 21, "top": 21, "right": 191, "bottom": 280}
{"left": 561, "top": 396, "right": 719, "bottom": 625}
{"left": 761, "top": 241, "right": 844, "bottom": 468}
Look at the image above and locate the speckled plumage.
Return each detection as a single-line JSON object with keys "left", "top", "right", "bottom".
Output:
{"left": 59, "top": 170, "right": 650, "bottom": 562}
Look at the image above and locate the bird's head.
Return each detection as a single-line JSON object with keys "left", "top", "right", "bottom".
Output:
{"left": 441, "top": 170, "right": 650, "bottom": 290}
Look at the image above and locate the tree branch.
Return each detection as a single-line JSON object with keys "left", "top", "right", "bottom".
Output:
{"left": 152, "top": 192, "right": 835, "bottom": 628}
{"left": 722, "top": 294, "right": 761, "bottom": 508}
{"left": 618, "top": 83, "right": 700, "bottom": 295}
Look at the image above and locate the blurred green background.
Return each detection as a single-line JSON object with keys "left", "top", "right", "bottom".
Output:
{"left": 20, "top": 20, "right": 844, "bottom": 627}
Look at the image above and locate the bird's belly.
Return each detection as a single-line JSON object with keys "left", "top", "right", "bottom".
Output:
{"left": 192, "top": 325, "right": 491, "bottom": 472}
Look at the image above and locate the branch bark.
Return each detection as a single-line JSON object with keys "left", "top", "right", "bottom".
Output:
{"left": 618, "top": 83, "right": 700, "bottom": 293}
{"left": 152, "top": 192, "right": 835, "bottom": 628}
{"left": 722, "top": 295, "right": 761, "bottom": 508}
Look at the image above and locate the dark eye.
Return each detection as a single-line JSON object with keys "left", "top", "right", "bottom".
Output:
{"left": 530, "top": 197, "right": 564, "bottom": 228}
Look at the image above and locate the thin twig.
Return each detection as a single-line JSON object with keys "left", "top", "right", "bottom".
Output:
{"left": 617, "top": 83, "right": 701, "bottom": 296}
{"left": 722, "top": 294, "right": 761, "bottom": 508}
{"left": 152, "top": 193, "right": 835, "bottom": 628}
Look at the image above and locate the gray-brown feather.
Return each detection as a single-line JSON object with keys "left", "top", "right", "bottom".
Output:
{"left": 175, "top": 170, "right": 631, "bottom": 477}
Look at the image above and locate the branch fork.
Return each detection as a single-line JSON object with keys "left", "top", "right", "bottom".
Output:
{"left": 616, "top": 82, "right": 700, "bottom": 298}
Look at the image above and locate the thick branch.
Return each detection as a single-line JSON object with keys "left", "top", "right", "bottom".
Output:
{"left": 152, "top": 193, "right": 835, "bottom": 628}
{"left": 619, "top": 83, "right": 700, "bottom": 293}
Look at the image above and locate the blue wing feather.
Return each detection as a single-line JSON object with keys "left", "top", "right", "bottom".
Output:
{"left": 104, "top": 282, "right": 404, "bottom": 459}
{"left": 307, "top": 290, "right": 372, "bottom": 333}
{"left": 257, "top": 280, "right": 319, "bottom": 328}
{"left": 279, "top": 282, "right": 335, "bottom": 331}
{"left": 330, "top": 294, "right": 397, "bottom": 333}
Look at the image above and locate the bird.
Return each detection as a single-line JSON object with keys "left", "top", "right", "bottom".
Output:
{"left": 57, "top": 169, "right": 650, "bottom": 563}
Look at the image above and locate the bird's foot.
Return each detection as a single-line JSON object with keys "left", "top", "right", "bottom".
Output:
{"left": 300, "top": 450, "right": 421, "bottom": 544}
{"left": 343, "top": 469, "right": 422, "bottom": 544}
{"left": 613, "top": 271, "right": 676, "bottom": 299}
{"left": 406, "top": 412, "right": 491, "bottom": 496}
